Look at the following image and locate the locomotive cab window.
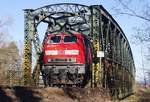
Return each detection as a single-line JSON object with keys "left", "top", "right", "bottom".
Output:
{"left": 49, "top": 36, "right": 61, "bottom": 43}
{"left": 64, "top": 36, "right": 77, "bottom": 43}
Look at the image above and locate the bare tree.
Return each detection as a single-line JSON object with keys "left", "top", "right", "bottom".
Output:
{"left": 114, "top": 0, "right": 150, "bottom": 20}
{"left": 0, "top": 16, "right": 23, "bottom": 86}
{"left": 113, "top": 0, "right": 150, "bottom": 42}
{"left": 113, "top": 0, "right": 150, "bottom": 62}
{"left": 113, "top": 0, "right": 150, "bottom": 85}
{"left": 0, "top": 16, "right": 13, "bottom": 27}
{"left": 0, "top": 16, "right": 13, "bottom": 48}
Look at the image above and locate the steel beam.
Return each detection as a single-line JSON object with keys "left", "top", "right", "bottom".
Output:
{"left": 90, "top": 6, "right": 103, "bottom": 87}
{"left": 23, "top": 9, "right": 35, "bottom": 85}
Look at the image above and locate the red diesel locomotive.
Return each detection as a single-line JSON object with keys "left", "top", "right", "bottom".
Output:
{"left": 41, "top": 31, "right": 92, "bottom": 86}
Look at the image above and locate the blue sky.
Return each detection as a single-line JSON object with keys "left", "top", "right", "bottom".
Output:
{"left": 0, "top": 0, "right": 148, "bottom": 82}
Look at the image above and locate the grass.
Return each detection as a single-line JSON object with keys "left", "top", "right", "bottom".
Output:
{"left": 118, "top": 85, "right": 150, "bottom": 102}
{"left": 137, "top": 86, "right": 150, "bottom": 102}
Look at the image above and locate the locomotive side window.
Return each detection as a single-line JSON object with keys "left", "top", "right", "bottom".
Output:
{"left": 49, "top": 36, "right": 61, "bottom": 43}
{"left": 64, "top": 36, "right": 77, "bottom": 43}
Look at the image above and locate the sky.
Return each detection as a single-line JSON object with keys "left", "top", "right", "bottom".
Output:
{"left": 0, "top": 0, "right": 148, "bottom": 82}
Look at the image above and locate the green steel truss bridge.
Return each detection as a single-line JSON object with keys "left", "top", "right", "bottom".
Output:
{"left": 23, "top": 3, "right": 135, "bottom": 99}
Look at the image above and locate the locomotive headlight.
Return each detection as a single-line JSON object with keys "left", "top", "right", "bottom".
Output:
{"left": 65, "top": 50, "right": 79, "bottom": 55}
{"left": 45, "top": 50, "right": 58, "bottom": 55}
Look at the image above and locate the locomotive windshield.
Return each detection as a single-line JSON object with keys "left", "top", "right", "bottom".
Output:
{"left": 64, "top": 36, "right": 77, "bottom": 43}
{"left": 49, "top": 36, "right": 61, "bottom": 43}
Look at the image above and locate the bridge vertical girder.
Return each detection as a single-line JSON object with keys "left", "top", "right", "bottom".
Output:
{"left": 23, "top": 9, "right": 35, "bottom": 86}
{"left": 90, "top": 6, "right": 103, "bottom": 87}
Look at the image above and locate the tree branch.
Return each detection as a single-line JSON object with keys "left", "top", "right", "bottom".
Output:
{"left": 117, "top": 0, "right": 150, "bottom": 21}
{"left": 119, "top": 12, "right": 150, "bottom": 21}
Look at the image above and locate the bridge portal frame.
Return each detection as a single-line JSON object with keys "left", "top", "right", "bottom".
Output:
{"left": 23, "top": 4, "right": 135, "bottom": 96}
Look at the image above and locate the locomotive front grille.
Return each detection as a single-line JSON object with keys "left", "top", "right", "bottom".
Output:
{"left": 42, "top": 64, "right": 85, "bottom": 74}
{"left": 55, "top": 58, "right": 66, "bottom": 62}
